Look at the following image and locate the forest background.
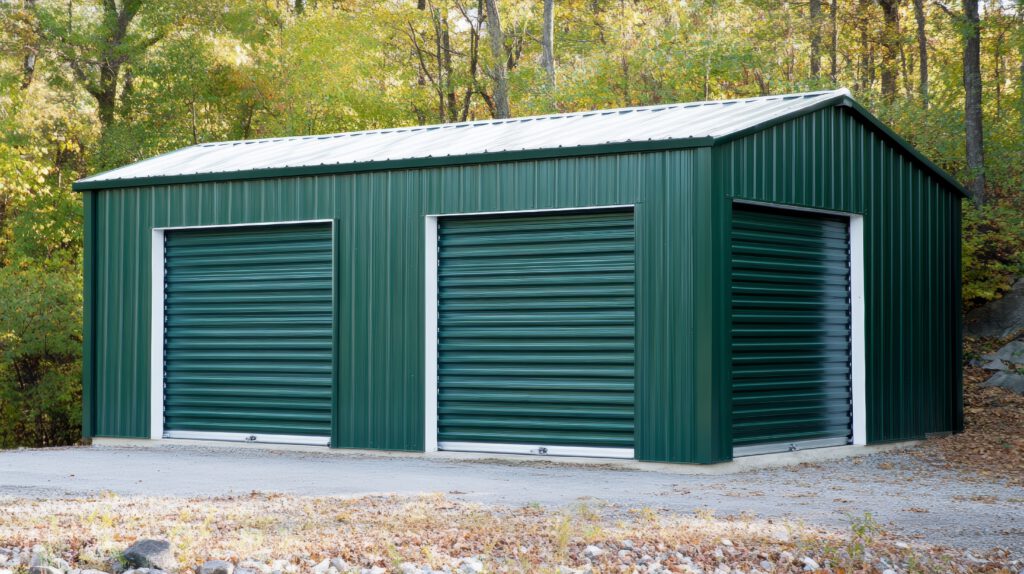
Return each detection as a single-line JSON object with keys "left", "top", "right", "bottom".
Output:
{"left": 0, "top": 0, "right": 1019, "bottom": 447}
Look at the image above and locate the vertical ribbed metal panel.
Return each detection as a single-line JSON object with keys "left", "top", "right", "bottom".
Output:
{"left": 436, "top": 211, "right": 635, "bottom": 448}
{"left": 717, "top": 106, "right": 963, "bottom": 444}
{"left": 730, "top": 204, "right": 852, "bottom": 449}
{"left": 88, "top": 151, "right": 712, "bottom": 460}
{"left": 162, "top": 223, "right": 333, "bottom": 436}
{"left": 83, "top": 104, "right": 961, "bottom": 460}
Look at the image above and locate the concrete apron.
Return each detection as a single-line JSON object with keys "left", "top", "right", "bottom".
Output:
{"left": 91, "top": 438, "right": 919, "bottom": 475}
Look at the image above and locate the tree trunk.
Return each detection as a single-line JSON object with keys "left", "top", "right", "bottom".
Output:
{"left": 878, "top": 0, "right": 901, "bottom": 101}
{"left": 484, "top": 0, "right": 510, "bottom": 118}
{"left": 962, "top": 0, "right": 985, "bottom": 204}
{"left": 96, "top": 65, "right": 120, "bottom": 129}
{"left": 830, "top": 0, "right": 838, "bottom": 84}
{"left": 541, "top": 0, "right": 556, "bottom": 86}
{"left": 994, "top": 23, "right": 1004, "bottom": 116}
{"left": 58, "top": 0, "right": 147, "bottom": 133}
{"left": 857, "top": 0, "right": 872, "bottom": 90}
{"left": 21, "top": 52, "right": 36, "bottom": 90}
{"left": 19, "top": 0, "right": 38, "bottom": 89}
{"left": 809, "top": 0, "right": 822, "bottom": 78}
{"left": 913, "top": 0, "right": 928, "bottom": 107}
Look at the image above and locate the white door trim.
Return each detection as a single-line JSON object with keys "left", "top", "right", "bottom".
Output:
{"left": 423, "top": 216, "right": 439, "bottom": 453}
{"left": 150, "top": 228, "right": 165, "bottom": 440}
{"left": 163, "top": 430, "right": 330, "bottom": 446}
{"left": 424, "top": 204, "right": 637, "bottom": 459}
{"left": 731, "top": 200, "right": 868, "bottom": 451}
{"left": 849, "top": 214, "right": 867, "bottom": 446}
{"left": 439, "top": 442, "right": 635, "bottom": 459}
{"left": 151, "top": 218, "right": 335, "bottom": 445}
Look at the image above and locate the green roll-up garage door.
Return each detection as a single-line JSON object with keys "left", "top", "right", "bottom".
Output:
{"left": 731, "top": 204, "right": 852, "bottom": 455}
{"left": 437, "top": 211, "right": 635, "bottom": 455}
{"left": 163, "top": 223, "right": 333, "bottom": 443}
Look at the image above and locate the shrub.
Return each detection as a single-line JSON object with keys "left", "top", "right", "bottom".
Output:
{"left": 961, "top": 199, "right": 1024, "bottom": 311}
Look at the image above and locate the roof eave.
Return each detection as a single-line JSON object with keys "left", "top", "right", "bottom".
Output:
{"left": 72, "top": 136, "right": 716, "bottom": 191}
{"left": 73, "top": 92, "right": 969, "bottom": 199}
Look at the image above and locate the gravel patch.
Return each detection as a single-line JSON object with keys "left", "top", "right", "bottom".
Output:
{"left": 1, "top": 444, "right": 1021, "bottom": 559}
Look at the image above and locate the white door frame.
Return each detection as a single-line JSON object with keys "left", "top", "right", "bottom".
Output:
{"left": 424, "top": 205, "right": 637, "bottom": 460}
{"left": 151, "top": 219, "right": 334, "bottom": 447}
{"left": 731, "top": 200, "right": 868, "bottom": 457}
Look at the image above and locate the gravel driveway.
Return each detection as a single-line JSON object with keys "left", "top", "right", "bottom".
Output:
{"left": 2, "top": 444, "right": 1021, "bottom": 558}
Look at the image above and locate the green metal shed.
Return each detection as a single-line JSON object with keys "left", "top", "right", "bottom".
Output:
{"left": 74, "top": 89, "right": 965, "bottom": 464}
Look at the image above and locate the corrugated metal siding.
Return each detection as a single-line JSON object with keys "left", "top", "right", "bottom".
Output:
{"left": 84, "top": 104, "right": 961, "bottom": 461}
{"left": 85, "top": 150, "right": 713, "bottom": 461}
{"left": 717, "top": 106, "right": 962, "bottom": 444}
{"left": 163, "top": 224, "right": 333, "bottom": 436}
{"left": 436, "top": 211, "right": 635, "bottom": 448}
{"left": 730, "top": 204, "right": 852, "bottom": 448}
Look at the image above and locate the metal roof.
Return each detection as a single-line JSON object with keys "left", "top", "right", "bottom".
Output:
{"left": 74, "top": 89, "right": 966, "bottom": 195}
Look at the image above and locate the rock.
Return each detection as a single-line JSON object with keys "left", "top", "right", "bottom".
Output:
{"left": 801, "top": 557, "right": 819, "bottom": 571}
{"left": 199, "top": 561, "right": 234, "bottom": 574}
{"left": 965, "top": 278, "right": 1024, "bottom": 339}
{"left": 458, "top": 558, "right": 482, "bottom": 574}
{"left": 778, "top": 551, "right": 793, "bottom": 563}
{"left": 122, "top": 570, "right": 167, "bottom": 574}
{"left": 270, "top": 561, "right": 288, "bottom": 572}
{"left": 359, "top": 568, "right": 385, "bottom": 574}
{"left": 29, "top": 567, "right": 62, "bottom": 574}
{"left": 983, "top": 358, "right": 1008, "bottom": 370}
{"left": 882, "top": 570, "right": 897, "bottom": 574}
{"left": 991, "top": 340, "right": 1024, "bottom": 363}
{"left": 81, "top": 570, "right": 111, "bottom": 574}
{"left": 720, "top": 539, "right": 732, "bottom": 547}
{"left": 237, "top": 562, "right": 269, "bottom": 574}
{"left": 398, "top": 564, "right": 420, "bottom": 574}
{"left": 311, "top": 560, "right": 330, "bottom": 574}
{"left": 234, "top": 569, "right": 259, "bottom": 574}
{"left": 760, "top": 561, "right": 773, "bottom": 571}
{"left": 329, "top": 559, "right": 349, "bottom": 572}
{"left": 123, "top": 540, "right": 176, "bottom": 572}
{"left": 983, "top": 370, "right": 1024, "bottom": 394}
{"left": 29, "top": 547, "right": 66, "bottom": 571}
{"left": 621, "top": 540, "right": 634, "bottom": 550}
{"left": 964, "top": 551, "right": 987, "bottom": 564}
{"left": 0, "top": 569, "right": 13, "bottom": 574}
{"left": 583, "top": 546, "right": 605, "bottom": 559}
